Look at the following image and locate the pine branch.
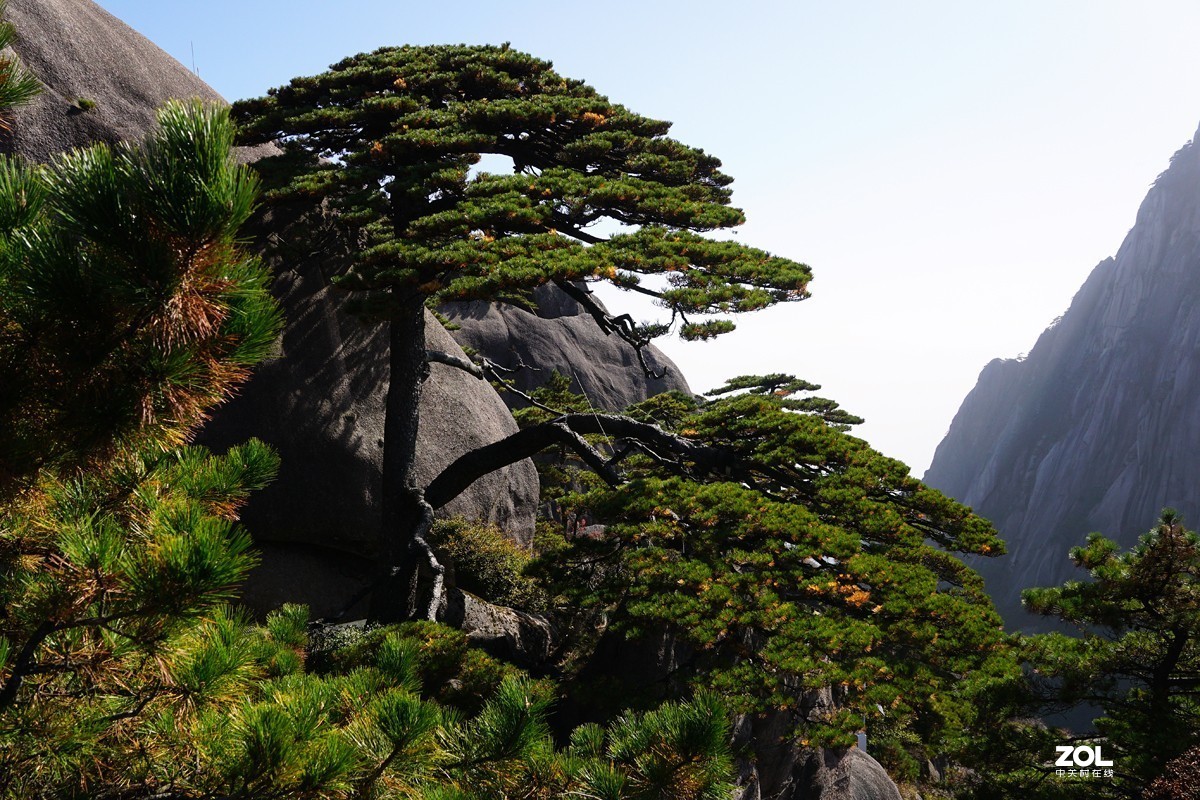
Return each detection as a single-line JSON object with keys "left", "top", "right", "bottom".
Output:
{"left": 0, "top": 621, "right": 55, "bottom": 712}
{"left": 482, "top": 360, "right": 566, "bottom": 417}
{"left": 425, "top": 412, "right": 730, "bottom": 510}
{"left": 554, "top": 280, "right": 668, "bottom": 380}
{"left": 426, "top": 348, "right": 485, "bottom": 379}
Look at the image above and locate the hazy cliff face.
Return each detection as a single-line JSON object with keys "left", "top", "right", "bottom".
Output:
{"left": 925, "top": 123, "right": 1200, "bottom": 627}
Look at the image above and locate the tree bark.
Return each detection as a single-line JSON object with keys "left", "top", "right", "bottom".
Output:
{"left": 1151, "top": 628, "right": 1190, "bottom": 721}
{"left": 370, "top": 296, "right": 430, "bottom": 622}
{"left": 425, "top": 413, "right": 734, "bottom": 512}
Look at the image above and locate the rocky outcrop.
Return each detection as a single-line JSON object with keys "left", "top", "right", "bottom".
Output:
{"left": 440, "top": 588, "right": 555, "bottom": 669}
{"left": 239, "top": 542, "right": 373, "bottom": 620}
{"left": 199, "top": 206, "right": 541, "bottom": 556}
{"left": 444, "top": 284, "right": 691, "bottom": 411}
{"left": 732, "top": 696, "right": 902, "bottom": 800}
{"left": 800, "top": 748, "right": 904, "bottom": 800}
{"left": 2, "top": 0, "right": 223, "bottom": 161}
{"left": 925, "top": 121, "right": 1200, "bottom": 626}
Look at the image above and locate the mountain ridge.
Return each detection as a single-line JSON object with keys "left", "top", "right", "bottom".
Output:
{"left": 925, "top": 122, "right": 1200, "bottom": 625}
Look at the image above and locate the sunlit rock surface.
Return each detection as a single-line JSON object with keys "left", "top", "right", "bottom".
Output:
{"left": 444, "top": 283, "right": 691, "bottom": 412}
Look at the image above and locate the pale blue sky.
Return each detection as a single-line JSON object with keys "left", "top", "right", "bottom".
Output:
{"left": 97, "top": 1, "right": 1200, "bottom": 474}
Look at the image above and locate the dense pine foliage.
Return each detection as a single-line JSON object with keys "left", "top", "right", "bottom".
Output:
{"left": 1025, "top": 512, "right": 1200, "bottom": 797}
{"left": 521, "top": 375, "right": 1016, "bottom": 775}
{"left": 0, "top": 102, "right": 278, "bottom": 490}
{"left": 0, "top": 100, "right": 282, "bottom": 793}
{"left": 232, "top": 44, "right": 810, "bottom": 325}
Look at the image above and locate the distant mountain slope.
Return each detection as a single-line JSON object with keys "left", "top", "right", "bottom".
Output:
{"left": 925, "top": 121, "right": 1200, "bottom": 626}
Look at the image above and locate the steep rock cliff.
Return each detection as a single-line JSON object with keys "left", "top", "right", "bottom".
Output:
{"left": 925, "top": 122, "right": 1200, "bottom": 625}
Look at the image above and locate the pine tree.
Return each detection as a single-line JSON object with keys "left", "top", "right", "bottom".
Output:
{"left": 0, "top": 99, "right": 284, "bottom": 793}
{"left": 0, "top": 101, "right": 278, "bottom": 490}
{"left": 232, "top": 42, "right": 1020, "bottom": 780}
{"left": 231, "top": 45, "right": 812, "bottom": 621}
{"left": 1019, "top": 510, "right": 1200, "bottom": 796}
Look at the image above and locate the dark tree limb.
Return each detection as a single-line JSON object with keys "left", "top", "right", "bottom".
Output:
{"left": 408, "top": 492, "right": 445, "bottom": 622}
{"left": 481, "top": 361, "right": 565, "bottom": 417}
{"left": 102, "top": 684, "right": 162, "bottom": 724}
{"left": 604, "top": 442, "right": 638, "bottom": 471}
{"left": 557, "top": 413, "right": 731, "bottom": 473}
{"left": 372, "top": 299, "right": 430, "bottom": 624}
{"left": 316, "top": 492, "right": 444, "bottom": 625}
{"left": 425, "top": 417, "right": 632, "bottom": 510}
{"left": 550, "top": 217, "right": 607, "bottom": 245}
{"left": 620, "top": 281, "right": 668, "bottom": 301}
{"left": 0, "top": 621, "right": 55, "bottom": 712}
{"left": 553, "top": 280, "right": 668, "bottom": 380}
{"left": 425, "top": 413, "right": 732, "bottom": 511}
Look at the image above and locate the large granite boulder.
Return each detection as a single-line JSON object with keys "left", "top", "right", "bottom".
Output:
{"left": 925, "top": 119, "right": 1200, "bottom": 627}
{"left": 239, "top": 542, "right": 374, "bottom": 621}
{"left": 798, "top": 748, "right": 904, "bottom": 800}
{"left": 1, "top": 0, "right": 223, "bottom": 161}
{"left": 732, "top": 695, "right": 902, "bottom": 800}
{"left": 439, "top": 588, "right": 556, "bottom": 669}
{"left": 444, "top": 284, "right": 691, "bottom": 411}
{"left": 199, "top": 206, "right": 541, "bottom": 556}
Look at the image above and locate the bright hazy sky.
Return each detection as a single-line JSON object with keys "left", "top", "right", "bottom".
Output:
{"left": 96, "top": 0, "right": 1200, "bottom": 475}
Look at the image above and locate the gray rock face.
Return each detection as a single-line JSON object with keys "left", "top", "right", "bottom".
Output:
{"left": 925, "top": 121, "right": 1200, "bottom": 626}
{"left": 800, "top": 749, "right": 904, "bottom": 800}
{"left": 444, "top": 284, "right": 691, "bottom": 411}
{"left": 199, "top": 206, "right": 541, "bottom": 555}
{"left": 733, "top": 696, "right": 902, "bottom": 800}
{"left": 439, "top": 588, "right": 555, "bottom": 669}
{"left": 2, "top": 0, "right": 223, "bottom": 161}
{"left": 239, "top": 542, "right": 373, "bottom": 621}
